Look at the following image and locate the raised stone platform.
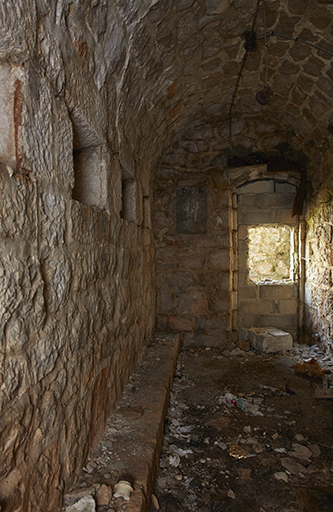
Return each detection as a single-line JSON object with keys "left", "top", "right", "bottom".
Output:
{"left": 62, "top": 333, "right": 180, "bottom": 512}
{"left": 241, "top": 327, "right": 293, "bottom": 354}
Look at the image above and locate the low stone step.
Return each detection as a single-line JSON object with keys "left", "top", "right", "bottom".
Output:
{"left": 62, "top": 333, "right": 180, "bottom": 512}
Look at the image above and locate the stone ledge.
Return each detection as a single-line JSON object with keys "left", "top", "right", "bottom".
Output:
{"left": 62, "top": 333, "right": 180, "bottom": 512}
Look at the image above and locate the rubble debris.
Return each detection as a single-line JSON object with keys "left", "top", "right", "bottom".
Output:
{"left": 237, "top": 339, "right": 251, "bottom": 351}
{"left": 229, "top": 445, "right": 249, "bottom": 459}
{"left": 94, "top": 484, "right": 112, "bottom": 507}
{"left": 66, "top": 495, "right": 96, "bottom": 512}
{"left": 281, "top": 458, "right": 307, "bottom": 476}
{"left": 238, "top": 468, "right": 251, "bottom": 480}
{"left": 169, "top": 454, "right": 180, "bottom": 467}
{"left": 292, "top": 358, "right": 326, "bottom": 378}
{"left": 291, "top": 444, "right": 313, "bottom": 461}
{"left": 315, "top": 373, "right": 333, "bottom": 398}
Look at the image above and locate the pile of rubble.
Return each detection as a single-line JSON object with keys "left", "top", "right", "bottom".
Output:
{"left": 151, "top": 345, "right": 333, "bottom": 512}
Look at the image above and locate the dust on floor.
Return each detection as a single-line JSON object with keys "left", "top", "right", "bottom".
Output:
{"left": 150, "top": 345, "right": 333, "bottom": 512}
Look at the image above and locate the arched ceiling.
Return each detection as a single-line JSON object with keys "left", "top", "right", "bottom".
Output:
{"left": 6, "top": 0, "right": 333, "bottom": 186}
{"left": 105, "top": 0, "right": 333, "bottom": 184}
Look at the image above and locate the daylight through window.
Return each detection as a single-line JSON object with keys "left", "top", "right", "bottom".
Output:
{"left": 248, "top": 225, "right": 294, "bottom": 284}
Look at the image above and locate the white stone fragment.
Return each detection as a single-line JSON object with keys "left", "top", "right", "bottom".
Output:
{"left": 66, "top": 495, "right": 96, "bottom": 512}
{"left": 274, "top": 472, "right": 289, "bottom": 483}
{"left": 227, "top": 489, "right": 236, "bottom": 499}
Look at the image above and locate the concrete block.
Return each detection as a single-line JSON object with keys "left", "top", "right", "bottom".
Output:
{"left": 275, "top": 182, "right": 297, "bottom": 194}
{"left": 238, "top": 194, "right": 258, "bottom": 208}
{"left": 237, "top": 314, "right": 259, "bottom": 329}
{"left": 238, "top": 286, "right": 257, "bottom": 299}
{"left": 259, "top": 315, "right": 298, "bottom": 330}
{"left": 238, "top": 225, "right": 249, "bottom": 240}
{"left": 277, "top": 210, "right": 298, "bottom": 225}
{"left": 238, "top": 299, "right": 276, "bottom": 315}
{"left": 258, "top": 193, "right": 295, "bottom": 209}
{"left": 238, "top": 209, "right": 278, "bottom": 225}
{"left": 237, "top": 180, "right": 274, "bottom": 195}
{"left": 259, "top": 285, "right": 297, "bottom": 299}
{"left": 245, "top": 327, "right": 293, "bottom": 353}
{"left": 238, "top": 239, "right": 248, "bottom": 255}
{"left": 277, "top": 299, "right": 298, "bottom": 315}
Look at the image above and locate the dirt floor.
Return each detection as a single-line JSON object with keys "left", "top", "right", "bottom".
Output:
{"left": 150, "top": 344, "right": 333, "bottom": 512}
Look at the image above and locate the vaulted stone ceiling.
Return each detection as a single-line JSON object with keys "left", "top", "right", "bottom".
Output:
{"left": 5, "top": 0, "right": 333, "bottom": 187}
{"left": 102, "top": 0, "right": 333, "bottom": 186}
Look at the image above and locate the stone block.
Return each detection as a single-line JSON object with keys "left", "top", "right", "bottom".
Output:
{"left": 259, "top": 284, "right": 297, "bottom": 299}
{"left": 41, "top": 193, "right": 66, "bottom": 247}
{"left": 178, "top": 252, "right": 204, "bottom": 269}
{"left": 0, "top": 64, "right": 17, "bottom": 169}
{"left": 259, "top": 315, "right": 298, "bottom": 331}
{"left": 0, "top": 166, "right": 37, "bottom": 242}
{"left": 157, "top": 288, "right": 175, "bottom": 314}
{"left": 164, "top": 270, "right": 195, "bottom": 289}
{"left": 238, "top": 299, "right": 276, "bottom": 315}
{"left": 178, "top": 287, "right": 209, "bottom": 315}
{"left": 277, "top": 209, "right": 299, "bottom": 225}
{"left": 208, "top": 249, "right": 230, "bottom": 270}
{"left": 71, "top": 201, "right": 112, "bottom": 245}
{"left": 238, "top": 225, "right": 249, "bottom": 240}
{"left": 237, "top": 314, "right": 259, "bottom": 330}
{"left": 168, "top": 316, "right": 196, "bottom": 331}
{"left": 277, "top": 299, "right": 298, "bottom": 315}
{"left": 238, "top": 209, "right": 278, "bottom": 225}
{"left": 237, "top": 180, "right": 274, "bottom": 195}
{"left": 258, "top": 193, "right": 295, "bottom": 209}
{"left": 244, "top": 327, "right": 293, "bottom": 353}
{"left": 238, "top": 286, "right": 257, "bottom": 299}
{"left": 238, "top": 194, "right": 258, "bottom": 208}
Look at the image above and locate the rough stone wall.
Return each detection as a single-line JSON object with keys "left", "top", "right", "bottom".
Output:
{"left": 237, "top": 179, "right": 299, "bottom": 340}
{"left": 154, "top": 127, "right": 233, "bottom": 348}
{"left": 304, "top": 192, "right": 333, "bottom": 356}
{"left": 0, "top": 2, "right": 155, "bottom": 511}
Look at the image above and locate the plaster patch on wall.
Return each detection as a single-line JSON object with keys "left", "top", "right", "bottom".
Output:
{"left": 176, "top": 186, "right": 207, "bottom": 234}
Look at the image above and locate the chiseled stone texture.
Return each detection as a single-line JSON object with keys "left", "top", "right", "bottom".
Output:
{"left": 1, "top": 0, "right": 333, "bottom": 509}
{"left": 0, "top": 3, "right": 155, "bottom": 511}
{"left": 305, "top": 196, "right": 333, "bottom": 357}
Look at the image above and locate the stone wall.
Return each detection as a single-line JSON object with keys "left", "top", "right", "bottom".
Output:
{"left": 304, "top": 192, "right": 333, "bottom": 355}
{"left": 0, "top": 3, "right": 155, "bottom": 511}
{"left": 154, "top": 129, "right": 233, "bottom": 348}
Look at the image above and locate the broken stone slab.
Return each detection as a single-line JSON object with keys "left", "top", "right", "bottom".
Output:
{"left": 281, "top": 458, "right": 307, "bottom": 476}
{"left": 315, "top": 374, "right": 333, "bottom": 398}
{"left": 241, "top": 327, "right": 293, "bottom": 354}
{"left": 66, "top": 495, "right": 96, "bottom": 512}
{"left": 291, "top": 444, "right": 313, "bottom": 461}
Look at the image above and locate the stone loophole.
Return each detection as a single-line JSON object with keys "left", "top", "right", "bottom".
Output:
{"left": 248, "top": 224, "right": 294, "bottom": 284}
